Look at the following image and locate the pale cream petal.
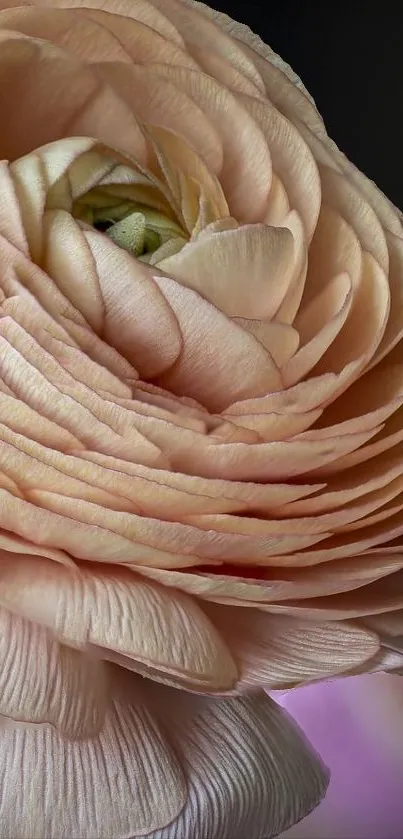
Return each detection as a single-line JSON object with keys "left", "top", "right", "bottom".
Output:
{"left": 146, "top": 686, "right": 328, "bottom": 839}
{"left": 339, "top": 154, "right": 403, "bottom": 236}
{"left": 181, "top": 472, "right": 403, "bottom": 536}
{"left": 0, "top": 162, "right": 29, "bottom": 253}
{"left": 81, "top": 6, "right": 197, "bottom": 67}
{"left": 0, "top": 417, "right": 323, "bottom": 516}
{"left": 84, "top": 230, "right": 183, "bottom": 378}
{"left": 202, "top": 605, "right": 379, "bottom": 688}
{"left": 135, "top": 553, "right": 403, "bottom": 606}
{"left": 205, "top": 4, "right": 326, "bottom": 135}
{"left": 0, "top": 534, "right": 75, "bottom": 568}
{"left": 148, "top": 63, "right": 272, "bottom": 221}
{"left": 0, "top": 5, "right": 132, "bottom": 63}
{"left": 313, "top": 362, "right": 403, "bottom": 439}
{"left": 261, "top": 509, "right": 403, "bottom": 567}
{"left": 368, "top": 232, "right": 403, "bottom": 366}
{"left": 278, "top": 426, "right": 403, "bottom": 520}
{"left": 225, "top": 372, "right": 340, "bottom": 417}
{"left": 319, "top": 164, "right": 389, "bottom": 271}
{"left": 154, "top": 274, "right": 283, "bottom": 410}
{"left": 234, "top": 320, "right": 299, "bottom": 367}
{"left": 292, "top": 115, "right": 345, "bottom": 171}
{"left": 241, "top": 42, "right": 326, "bottom": 135}
{"left": 0, "top": 607, "right": 108, "bottom": 738}
{"left": 65, "top": 448, "right": 326, "bottom": 512}
{"left": 148, "top": 125, "right": 228, "bottom": 231}
{"left": 0, "top": 489, "right": 203, "bottom": 567}
{"left": 0, "top": 389, "right": 83, "bottom": 452}
{"left": 264, "top": 174, "right": 291, "bottom": 226}
{"left": 0, "top": 557, "right": 238, "bottom": 690}
{"left": 283, "top": 272, "right": 353, "bottom": 386}
{"left": 256, "top": 570, "right": 403, "bottom": 620}
{"left": 0, "top": 31, "right": 147, "bottom": 163}
{"left": 43, "top": 209, "right": 105, "bottom": 332}
{"left": 0, "top": 671, "right": 186, "bottom": 838}
{"left": 190, "top": 43, "right": 265, "bottom": 96}
{"left": 238, "top": 94, "right": 321, "bottom": 240}
{"left": 123, "top": 406, "right": 382, "bottom": 480}
{"left": 300, "top": 398, "right": 401, "bottom": 445}
{"left": 295, "top": 114, "right": 403, "bottom": 235}
{"left": 10, "top": 136, "right": 101, "bottom": 262}
{"left": 149, "top": 0, "right": 267, "bottom": 91}
{"left": 22, "top": 489, "right": 331, "bottom": 562}
{"left": 0, "top": 0, "right": 402, "bottom": 728}
{"left": 158, "top": 223, "right": 295, "bottom": 319}
{"left": 0, "top": 316, "right": 163, "bottom": 465}
{"left": 0, "top": 424, "right": 141, "bottom": 514}
{"left": 28, "top": 0, "right": 186, "bottom": 45}
{"left": 303, "top": 205, "right": 362, "bottom": 306}
{"left": 0, "top": 292, "right": 134, "bottom": 403}
{"left": 94, "top": 61, "right": 224, "bottom": 174}
{"left": 314, "top": 406, "right": 403, "bottom": 476}
{"left": 221, "top": 408, "right": 322, "bottom": 442}
{"left": 310, "top": 251, "right": 389, "bottom": 378}
{"left": 272, "top": 211, "right": 308, "bottom": 325}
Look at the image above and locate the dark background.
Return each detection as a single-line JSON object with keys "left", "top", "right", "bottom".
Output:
{"left": 211, "top": 1, "right": 403, "bottom": 209}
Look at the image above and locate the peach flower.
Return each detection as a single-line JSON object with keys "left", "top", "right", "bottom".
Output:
{"left": 0, "top": 0, "right": 402, "bottom": 836}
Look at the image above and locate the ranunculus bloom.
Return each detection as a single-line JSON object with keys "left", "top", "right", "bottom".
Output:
{"left": 0, "top": 0, "right": 402, "bottom": 836}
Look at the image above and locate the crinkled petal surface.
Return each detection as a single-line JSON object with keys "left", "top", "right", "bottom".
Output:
{"left": 0, "top": 0, "right": 402, "bottom": 836}
{"left": 0, "top": 681, "right": 328, "bottom": 839}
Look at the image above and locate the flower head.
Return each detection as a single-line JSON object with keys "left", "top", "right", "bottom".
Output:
{"left": 0, "top": 0, "right": 402, "bottom": 836}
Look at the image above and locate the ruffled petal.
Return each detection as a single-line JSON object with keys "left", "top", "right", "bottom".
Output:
{"left": 0, "top": 556, "right": 238, "bottom": 691}
{"left": 0, "top": 670, "right": 186, "bottom": 838}
{"left": 0, "top": 605, "right": 109, "bottom": 738}
{"left": 202, "top": 604, "right": 379, "bottom": 688}
{"left": 0, "top": 30, "right": 147, "bottom": 162}
{"left": 145, "top": 686, "right": 329, "bottom": 839}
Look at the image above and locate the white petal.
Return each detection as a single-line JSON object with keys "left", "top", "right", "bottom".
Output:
{"left": 202, "top": 605, "right": 380, "bottom": 689}
{"left": 0, "top": 671, "right": 186, "bottom": 838}
{"left": 146, "top": 688, "right": 329, "bottom": 839}
{"left": 0, "top": 607, "right": 108, "bottom": 738}
{"left": 0, "top": 556, "right": 237, "bottom": 691}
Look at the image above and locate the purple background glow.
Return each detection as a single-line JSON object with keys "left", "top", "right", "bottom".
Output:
{"left": 277, "top": 675, "right": 403, "bottom": 838}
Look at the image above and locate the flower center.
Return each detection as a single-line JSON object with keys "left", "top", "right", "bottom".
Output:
{"left": 77, "top": 198, "right": 186, "bottom": 263}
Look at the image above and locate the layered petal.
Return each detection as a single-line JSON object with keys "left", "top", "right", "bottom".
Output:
{"left": 0, "top": 680, "right": 328, "bottom": 839}
{"left": 0, "top": 556, "right": 238, "bottom": 691}
{"left": 202, "top": 604, "right": 379, "bottom": 689}
{"left": 145, "top": 687, "right": 329, "bottom": 839}
{"left": 0, "top": 670, "right": 186, "bottom": 838}
{"left": 0, "top": 9, "right": 401, "bottom": 830}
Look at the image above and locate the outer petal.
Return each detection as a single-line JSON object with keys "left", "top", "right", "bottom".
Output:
{"left": 0, "top": 31, "right": 147, "bottom": 162}
{"left": 0, "top": 556, "right": 238, "bottom": 691}
{"left": 145, "top": 687, "right": 329, "bottom": 839}
{"left": 0, "top": 6, "right": 133, "bottom": 63}
{"left": 0, "top": 606, "right": 109, "bottom": 738}
{"left": 148, "top": 0, "right": 267, "bottom": 91}
{"left": 194, "top": 0, "right": 327, "bottom": 135}
{"left": 29, "top": 0, "right": 188, "bottom": 46}
{"left": 201, "top": 604, "right": 379, "bottom": 689}
{"left": 0, "top": 670, "right": 186, "bottom": 838}
{"left": 0, "top": 678, "right": 328, "bottom": 839}
{"left": 147, "top": 62, "right": 272, "bottom": 221}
